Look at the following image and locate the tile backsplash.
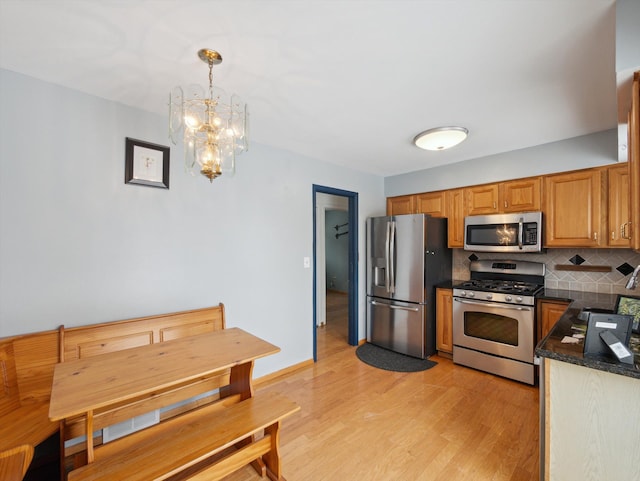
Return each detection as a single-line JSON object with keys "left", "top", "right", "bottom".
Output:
{"left": 452, "top": 248, "right": 640, "bottom": 295}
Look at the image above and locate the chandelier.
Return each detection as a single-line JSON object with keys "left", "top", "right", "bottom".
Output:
{"left": 169, "top": 49, "right": 249, "bottom": 182}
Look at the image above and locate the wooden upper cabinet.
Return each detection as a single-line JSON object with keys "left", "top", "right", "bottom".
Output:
{"left": 447, "top": 188, "right": 465, "bottom": 248}
{"left": 415, "top": 191, "right": 446, "bottom": 217}
{"left": 629, "top": 71, "right": 640, "bottom": 252}
{"left": 501, "top": 177, "right": 541, "bottom": 213}
{"left": 466, "top": 177, "right": 541, "bottom": 216}
{"left": 386, "top": 195, "right": 415, "bottom": 215}
{"left": 608, "top": 164, "right": 631, "bottom": 247}
{"left": 466, "top": 184, "right": 499, "bottom": 215}
{"left": 543, "top": 169, "right": 605, "bottom": 247}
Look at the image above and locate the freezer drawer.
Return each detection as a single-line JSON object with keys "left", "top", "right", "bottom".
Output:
{"left": 367, "top": 297, "right": 427, "bottom": 359}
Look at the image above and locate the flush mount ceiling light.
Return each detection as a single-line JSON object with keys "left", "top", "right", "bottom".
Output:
{"left": 413, "top": 127, "right": 468, "bottom": 151}
{"left": 169, "top": 49, "right": 249, "bottom": 182}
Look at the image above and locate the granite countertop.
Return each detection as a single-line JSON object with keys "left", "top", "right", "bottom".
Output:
{"left": 535, "top": 289, "right": 640, "bottom": 380}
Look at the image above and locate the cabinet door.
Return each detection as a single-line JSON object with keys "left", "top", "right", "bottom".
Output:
{"left": 436, "top": 288, "right": 453, "bottom": 354}
{"left": 630, "top": 71, "right": 640, "bottom": 252}
{"left": 537, "top": 300, "right": 570, "bottom": 342}
{"left": 501, "top": 177, "right": 541, "bottom": 213}
{"left": 386, "top": 195, "right": 415, "bottom": 215}
{"left": 608, "top": 164, "right": 631, "bottom": 247}
{"left": 543, "top": 170, "right": 605, "bottom": 247}
{"left": 466, "top": 184, "right": 499, "bottom": 215}
{"left": 415, "top": 191, "right": 446, "bottom": 217}
{"left": 446, "top": 188, "right": 465, "bottom": 248}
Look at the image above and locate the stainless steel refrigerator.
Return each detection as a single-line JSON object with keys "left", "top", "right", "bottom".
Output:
{"left": 366, "top": 214, "right": 451, "bottom": 359}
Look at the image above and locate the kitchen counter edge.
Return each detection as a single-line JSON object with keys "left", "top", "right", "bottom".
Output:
{"left": 535, "top": 288, "right": 640, "bottom": 380}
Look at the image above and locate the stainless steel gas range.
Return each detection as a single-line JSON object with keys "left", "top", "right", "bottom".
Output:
{"left": 452, "top": 260, "right": 545, "bottom": 385}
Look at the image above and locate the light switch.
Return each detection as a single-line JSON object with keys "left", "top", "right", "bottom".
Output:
{"left": 303, "top": 257, "right": 310, "bottom": 268}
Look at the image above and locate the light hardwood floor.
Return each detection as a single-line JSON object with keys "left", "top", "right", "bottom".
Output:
{"left": 223, "top": 291, "right": 540, "bottom": 480}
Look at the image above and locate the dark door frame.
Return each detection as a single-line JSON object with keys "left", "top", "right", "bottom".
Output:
{"left": 312, "top": 185, "right": 359, "bottom": 361}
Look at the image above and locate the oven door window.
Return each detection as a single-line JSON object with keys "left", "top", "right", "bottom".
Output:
{"left": 463, "top": 311, "right": 518, "bottom": 346}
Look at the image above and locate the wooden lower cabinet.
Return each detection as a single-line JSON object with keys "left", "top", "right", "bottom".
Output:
{"left": 537, "top": 299, "right": 570, "bottom": 342}
{"left": 436, "top": 288, "right": 453, "bottom": 354}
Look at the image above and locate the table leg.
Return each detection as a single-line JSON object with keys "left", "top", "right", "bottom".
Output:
{"left": 226, "top": 361, "right": 254, "bottom": 400}
{"left": 86, "top": 410, "right": 94, "bottom": 463}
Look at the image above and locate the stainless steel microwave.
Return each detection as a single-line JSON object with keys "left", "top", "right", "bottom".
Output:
{"left": 464, "top": 212, "right": 543, "bottom": 252}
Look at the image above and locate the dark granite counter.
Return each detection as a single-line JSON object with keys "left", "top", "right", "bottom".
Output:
{"left": 535, "top": 289, "right": 640, "bottom": 380}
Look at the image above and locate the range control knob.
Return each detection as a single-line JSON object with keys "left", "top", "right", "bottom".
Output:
{"left": 515, "top": 296, "right": 523, "bottom": 303}
{"left": 459, "top": 291, "right": 466, "bottom": 297}
{"left": 486, "top": 293, "right": 493, "bottom": 300}
{"left": 468, "top": 292, "right": 475, "bottom": 298}
{"left": 505, "top": 295, "right": 513, "bottom": 302}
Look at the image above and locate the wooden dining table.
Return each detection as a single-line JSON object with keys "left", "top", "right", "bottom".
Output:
{"left": 48, "top": 327, "right": 280, "bottom": 463}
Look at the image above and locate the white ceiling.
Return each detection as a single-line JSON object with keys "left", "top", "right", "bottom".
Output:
{"left": 0, "top": 0, "right": 619, "bottom": 177}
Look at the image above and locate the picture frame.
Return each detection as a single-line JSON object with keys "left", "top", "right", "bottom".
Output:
{"left": 615, "top": 294, "right": 640, "bottom": 334}
{"left": 125, "top": 138, "right": 170, "bottom": 189}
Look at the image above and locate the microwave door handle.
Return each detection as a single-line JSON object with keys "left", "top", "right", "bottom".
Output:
{"left": 518, "top": 217, "right": 524, "bottom": 250}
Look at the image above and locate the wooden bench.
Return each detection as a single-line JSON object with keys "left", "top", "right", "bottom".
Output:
{"left": 58, "top": 305, "right": 228, "bottom": 469}
{"left": 0, "top": 444, "right": 34, "bottom": 481}
{"left": 66, "top": 391, "right": 300, "bottom": 481}
{"left": 0, "top": 331, "right": 59, "bottom": 454}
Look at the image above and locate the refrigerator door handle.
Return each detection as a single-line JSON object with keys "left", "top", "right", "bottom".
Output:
{"left": 370, "top": 300, "right": 420, "bottom": 312}
{"left": 384, "top": 221, "right": 391, "bottom": 293}
{"left": 389, "top": 220, "right": 396, "bottom": 294}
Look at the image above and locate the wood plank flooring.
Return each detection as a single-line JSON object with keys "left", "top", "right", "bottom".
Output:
{"left": 222, "top": 291, "right": 540, "bottom": 480}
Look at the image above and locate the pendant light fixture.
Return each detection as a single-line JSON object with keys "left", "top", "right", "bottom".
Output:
{"left": 169, "top": 49, "right": 249, "bottom": 182}
{"left": 413, "top": 126, "right": 468, "bottom": 151}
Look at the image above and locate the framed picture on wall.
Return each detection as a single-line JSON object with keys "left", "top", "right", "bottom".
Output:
{"left": 125, "top": 138, "right": 170, "bottom": 189}
{"left": 615, "top": 294, "right": 640, "bottom": 334}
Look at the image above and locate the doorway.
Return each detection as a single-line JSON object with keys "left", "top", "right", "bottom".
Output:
{"left": 312, "top": 185, "right": 358, "bottom": 361}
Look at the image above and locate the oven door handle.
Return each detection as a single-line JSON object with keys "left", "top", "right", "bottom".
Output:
{"left": 370, "top": 300, "right": 420, "bottom": 312}
{"left": 454, "top": 298, "right": 532, "bottom": 311}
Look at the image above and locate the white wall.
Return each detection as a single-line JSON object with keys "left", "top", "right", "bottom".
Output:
{"left": 0, "top": 69, "right": 385, "bottom": 377}
{"left": 325, "top": 210, "right": 349, "bottom": 292}
{"left": 384, "top": 128, "right": 618, "bottom": 196}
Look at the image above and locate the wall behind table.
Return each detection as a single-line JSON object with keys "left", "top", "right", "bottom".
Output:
{"left": 0, "top": 69, "right": 385, "bottom": 377}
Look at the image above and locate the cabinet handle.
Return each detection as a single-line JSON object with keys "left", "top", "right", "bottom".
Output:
{"left": 621, "top": 222, "right": 631, "bottom": 240}
{"left": 493, "top": 202, "right": 496, "bottom": 209}
{"left": 612, "top": 231, "right": 615, "bottom": 241}
{"left": 593, "top": 232, "right": 598, "bottom": 242}
{"left": 504, "top": 201, "right": 508, "bottom": 208}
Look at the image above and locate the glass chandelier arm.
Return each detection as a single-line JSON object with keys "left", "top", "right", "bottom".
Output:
{"left": 168, "top": 86, "right": 184, "bottom": 144}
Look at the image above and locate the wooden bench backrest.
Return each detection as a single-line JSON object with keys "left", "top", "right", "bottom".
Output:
{"left": 12, "top": 332, "right": 59, "bottom": 405}
{"left": 0, "top": 331, "right": 59, "bottom": 411}
{"left": 61, "top": 304, "right": 225, "bottom": 362}
{"left": 60, "top": 304, "right": 228, "bottom": 440}
{"left": 0, "top": 340, "right": 20, "bottom": 417}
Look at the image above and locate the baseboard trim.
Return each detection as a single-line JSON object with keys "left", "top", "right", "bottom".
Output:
{"left": 255, "top": 358, "right": 315, "bottom": 385}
